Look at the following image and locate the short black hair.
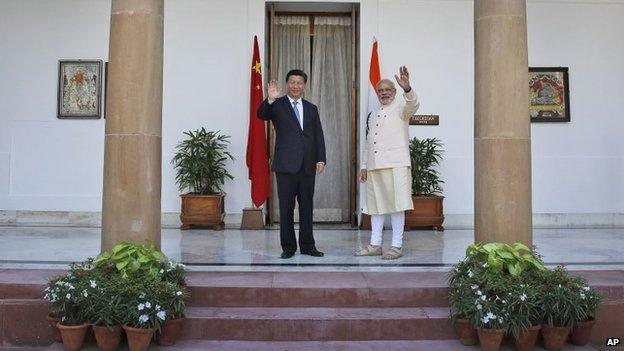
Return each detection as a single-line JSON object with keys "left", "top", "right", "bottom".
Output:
{"left": 286, "top": 69, "right": 308, "bottom": 84}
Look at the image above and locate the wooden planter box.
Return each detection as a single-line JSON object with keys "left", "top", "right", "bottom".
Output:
{"left": 405, "top": 195, "right": 444, "bottom": 231}
{"left": 360, "top": 195, "right": 444, "bottom": 231}
{"left": 180, "top": 193, "right": 225, "bottom": 230}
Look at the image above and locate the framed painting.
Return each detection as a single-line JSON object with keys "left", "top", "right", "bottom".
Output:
{"left": 529, "top": 67, "right": 570, "bottom": 122}
{"left": 57, "top": 60, "right": 102, "bottom": 119}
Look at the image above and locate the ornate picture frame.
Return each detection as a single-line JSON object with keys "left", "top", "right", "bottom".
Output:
{"left": 529, "top": 67, "right": 570, "bottom": 123}
{"left": 57, "top": 60, "right": 102, "bottom": 119}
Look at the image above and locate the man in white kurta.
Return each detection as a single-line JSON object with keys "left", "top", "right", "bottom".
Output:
{"left": 356, "top": 66, "right": 419, "bottom": 260}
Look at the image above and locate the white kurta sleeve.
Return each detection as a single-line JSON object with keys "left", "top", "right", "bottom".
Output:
{"left": 401, "top": 90, "right": 420, "bottom": 121}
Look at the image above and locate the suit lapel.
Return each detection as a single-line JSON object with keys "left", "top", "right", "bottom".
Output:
{"left": 302, "top": 100, "right": 311, "bottom": 132}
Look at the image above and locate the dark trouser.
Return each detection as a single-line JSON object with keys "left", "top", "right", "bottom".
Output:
{"left": 276, "top": 168, "right": 316, "bottom": 253}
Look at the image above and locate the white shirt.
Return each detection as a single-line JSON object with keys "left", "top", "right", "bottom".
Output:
{"left": 287, "top": 95, "right": 304, "bottom": 130}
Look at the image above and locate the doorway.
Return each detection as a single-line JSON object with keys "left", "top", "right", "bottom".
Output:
{"left": 265, "top": 2, "right": 359, "bottom": 225}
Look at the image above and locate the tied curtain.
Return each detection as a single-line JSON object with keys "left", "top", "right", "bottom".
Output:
{"left": 273, "top": 15, "right": 351, "bottom": 222}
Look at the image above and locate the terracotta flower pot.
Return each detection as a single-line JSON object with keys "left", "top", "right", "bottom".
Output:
{"left": 514, "top": 324, "right": 541, "bottom": 351}
{"left": 46, "top": 314, "right": 62, "bottom": 343}
{"left": 123, "top": 325, "right": 154, "bottom": 351}
{"left": 454, "top": 318, "right": 478, "bottom": 345}
{"left": 569, "top": 319, "right": 595, "bottom": 346}
{"left": 57, "top": 323, "right": 89, "bottom": 351}
{"left": 477, "top": 327, "right": 506, "bottom": 351}
{"left": 541, "top": 324, "right": 571, "bottom": 351}
{"left": 157, "top": 317, "right": 185, "bottom": 346}
{"left": 93, "top": 325, "right": 122, "bottom": 351}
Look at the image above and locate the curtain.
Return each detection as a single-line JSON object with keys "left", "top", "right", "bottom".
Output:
{"left": 308, "top": 16, "right": 352, "bottom": 222}
{"left": 272, "top": 16, "right": 311, "bottom": 222}
{"left": 274, "top": 16, "right": 311, "bottom": 87}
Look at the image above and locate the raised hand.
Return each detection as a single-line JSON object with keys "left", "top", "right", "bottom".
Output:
{"left": 267, "top": 79, "right": 281, "bottom": 103}
{"left": 394, "top": 66, "right": 411, "bottom": 92}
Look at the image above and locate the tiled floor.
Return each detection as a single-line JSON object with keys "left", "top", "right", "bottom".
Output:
{"left": 1, "top": 226, "right": 623, "bottom": 271}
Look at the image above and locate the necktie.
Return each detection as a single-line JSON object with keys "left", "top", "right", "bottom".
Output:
{"left": 292, "top": 100, "right": 302, "bottom": 128}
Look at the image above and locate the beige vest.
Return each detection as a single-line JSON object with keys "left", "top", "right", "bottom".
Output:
{"left": 361, "top": 90, "right": 420, "bottom": 170}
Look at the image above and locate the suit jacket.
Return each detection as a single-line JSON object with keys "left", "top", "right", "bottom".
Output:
{"left": 257, "top": 95, "right": 326, "bottom": 175}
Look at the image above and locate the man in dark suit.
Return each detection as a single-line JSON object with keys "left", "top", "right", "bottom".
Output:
{"left": 257, "top": 69, "right": 326, "bottom": 259}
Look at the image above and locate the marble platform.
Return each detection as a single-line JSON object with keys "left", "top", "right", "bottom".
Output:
{"left": 1, "top": 226, "right": 623, "bottom": 271}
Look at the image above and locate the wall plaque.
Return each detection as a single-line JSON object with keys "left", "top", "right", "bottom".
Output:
{"left": 409, "top": 114, "right": 439, "bottom": 125}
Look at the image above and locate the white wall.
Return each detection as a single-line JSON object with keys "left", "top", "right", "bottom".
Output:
{"left": 1, "top": 0, "right": 623, "bottom": 225}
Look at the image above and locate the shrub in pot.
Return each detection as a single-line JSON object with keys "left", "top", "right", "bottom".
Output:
{"left": 44, "top": 262, "right": 92, "bottom": 351}
{"left": 568, "top": 275, "right": 603, "bottom": 346}
{"left": 448, "top": 257, "right": 480, "bottom": 345}
{"left": 85, "top": 272, "right": 125, "bottom": 351}
{"left": 406, "top": 137, "right": 445, "bottom": 230}
{"left": 505, "top": 278, "right": 542, "bottom": 351}
{"left": 172, "top": 128, "right": 234, "bottom": 230}
{"left": 538, "top": 266, "right": 585, "bottom": 351}
{"left": 156, "top": 280, "right": 189, "bottom": 346}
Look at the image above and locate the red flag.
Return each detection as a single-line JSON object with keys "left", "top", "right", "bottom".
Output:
{"left": 246, "top": 36, "right": 270, "bottom": 207}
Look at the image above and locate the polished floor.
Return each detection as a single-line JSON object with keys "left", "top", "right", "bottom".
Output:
{"left": 0, "top": 225, "right": 623, "bottom": 271}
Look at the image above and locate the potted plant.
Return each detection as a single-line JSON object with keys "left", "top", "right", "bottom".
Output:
{"left": 93, "top": 242, "right": 164, "bottom": 279}
{"left": 120, "top": 275, "right": 168, "bottom": 351}
{"left": 448, "top": 258, "right": 479, "bottom": 345}
{"left": 172, "top": 128, "right": 234, "bottom": 230}
{"left": 506, "top": 278, "right": 542, "bottom": 351}
{"left": 86, "top": 273, "right": 124, "bottom": 351}
{"left": 538, "top": 266, "right": 583, "bottom": 351}
{"left": 568, "top": 276, "right": 603, "bottom": 346}
{"left": 448, "top": 242, "right": 546, "bottom": 349}
{"left": 406, "top": 137, "right": 444, "bottom": 231}
{"left": 156, "top": 281, "right": 188, "bottom": 346}
{"left": 44, "top": 263, "right": 92, "bottom": 351}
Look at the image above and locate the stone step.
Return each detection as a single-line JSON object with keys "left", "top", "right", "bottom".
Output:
{"left": 42, "top": 340, "right": 598, "bottom": 351}
{"left": 186, "top": 271, "right": 450, "bottom": 307}
{"left": 179, "top": 306, "right": 454, "bottom": 341}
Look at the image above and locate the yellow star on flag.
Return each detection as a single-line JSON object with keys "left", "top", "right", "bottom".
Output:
{"left": 252, "top": 61, "right": 261, "bottom": 74}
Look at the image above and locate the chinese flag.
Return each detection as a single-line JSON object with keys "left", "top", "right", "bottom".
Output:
{"left": 246, "top": 36, "right": 270, "bottom": 207}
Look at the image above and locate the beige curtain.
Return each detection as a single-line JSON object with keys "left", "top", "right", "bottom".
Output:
{"left": 272, "top": 16, "right": 311, "bottom": 222}
{"left": 308, "top": 16, "right": 352, "bottom": 222}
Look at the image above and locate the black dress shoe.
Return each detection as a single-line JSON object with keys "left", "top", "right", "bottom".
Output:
{"left": 280, "top": 251, "right": 295, "bottom": 259}
{"left": 301, "top": 248, "right": 324, "bottom": 257}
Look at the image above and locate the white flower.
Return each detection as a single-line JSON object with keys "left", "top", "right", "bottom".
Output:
{"left": 558, "top": 284, "right": 562, "bottom": 288}
{"left": 176, "top": 291, "right": 183, "bottom": 296}
{"left": 82, "top": 290, "right": 88, "bottom": 297}
{"left": 482, "top": 262, "right": 488, "bottom": 268}
{"left": 145, "top": 302, "right": 152, "bottom": 309}
{"left": 580, "top": 293, "right": 586, "bottom": 299}
{"left": 520, "top": 293, "right": 527, "bottom": 302}
{"left": 471, "top": 285, "right": 478, "bottom": 290}
{"left": 138, "top": 314, "right": 149, "bottom": 324}
{"left": 66, "top": 293, "right": 71, "bottom": 299}
{"left": 480, "top": 295, "right": 486, "bottom": 301}
{"left": 583, "top": 286, "right": 590, "bottom": 291}
{"left": 476, "top": 303, "right": 482, "bottom": 310}
{"left": 138, "top": 303, "right": 145, "bottom": 311}
{"left": 482, "top": 316, "right": 490, "bottom": 324}
{"left": 44, "top": 287, "right": 50, "bottom": 292}
{"left": 139, "top": 293, "right": 146, "bottom": 299}
{"left": 486, "top": 312, "right": 496, "bottom": 320}
{"left": 68, "top": 284, "right": 75, "bottom": 290}
{"left": 501, "top": 300, "right": 507, "bottom": 304}
{"left": 157, "top": 311, "right": 166, "bottom": 320}
{"left": 155, "top": 305, "right": 161, "bottom": 311}
{"left": 90, "top": 280, "right": 97, "bottom": 288}
{"left": 476, "top": 290, "right": 482, "bottom": 296}
{"left": 467, "top": 270, "right": 474, "bottom": 278}
{"left": 159, "top": 269, "right": 164, "bottom": 274}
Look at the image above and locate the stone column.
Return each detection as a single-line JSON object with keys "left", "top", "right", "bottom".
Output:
{"left": 474, "top": 0, "right": 532, "bottom": 245}
{"left": 101, "top": 0, "right": 164, "bottom": 252}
